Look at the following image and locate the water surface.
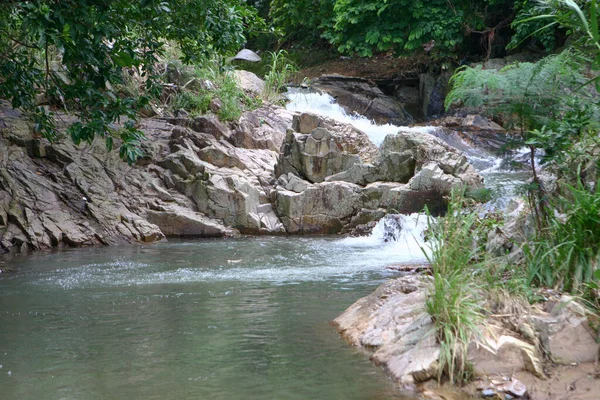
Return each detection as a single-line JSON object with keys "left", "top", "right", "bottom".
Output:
{"left": 0, "top": 231, "right": 427, "bottom": 400}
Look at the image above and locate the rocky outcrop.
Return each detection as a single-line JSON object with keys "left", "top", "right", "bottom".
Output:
{"left": 333, "top": 275, "right": 440, "bottom": 384}
{"left": 273, "top": 113, "right": 483, "bottom": 233}
{"left": 0, "top": 102, "right": 290, "bottom": 254}
{"left": 334, "top": 275, "right": 599, "bottom": 397}
{"left": 1, "top": 98, "right": 484, "bottom": 252}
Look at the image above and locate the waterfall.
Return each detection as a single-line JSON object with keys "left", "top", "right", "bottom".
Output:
{"left": 285, "top": 87, "right": 531, "bottom": 210}
{"left": 285, "top": 88, "right": 436, "bottom": 147}
{"left": 338, "top": 213, "right": 430, "bottom": 262}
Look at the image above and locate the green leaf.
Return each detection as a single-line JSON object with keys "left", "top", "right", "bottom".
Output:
{"left": 591, "top": 0, "right": 599, "bottom": 42}
{"left": 113, "top": 51, "right": 134, "bottom": 67}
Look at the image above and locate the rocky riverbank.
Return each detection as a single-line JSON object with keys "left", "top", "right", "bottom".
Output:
{"left": 0, "top": 85, "right": 482, "bottom": 255}
{"left": 333, "top": 274, "right": 600, "bottom": 400}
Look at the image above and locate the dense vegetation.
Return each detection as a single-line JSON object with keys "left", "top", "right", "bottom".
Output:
{"left": 428, "top": 0, "right": 600, "bottom": 383}
{"left": 0, "top": 0, "right": 264, "bottom": 163}
{"left": 0, "top": 0, "right": 571, "bottom": 163}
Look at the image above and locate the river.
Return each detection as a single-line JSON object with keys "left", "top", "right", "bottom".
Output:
{"left": 0, "top": 89, "right": 528, "bottom": 400}
{"left": 0, "top": 217, "right": 428, "bottom": 400}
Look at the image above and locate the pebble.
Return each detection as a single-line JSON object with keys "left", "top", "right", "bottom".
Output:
{"left": 505, "top": 379, "right": 527, "bottom": 397}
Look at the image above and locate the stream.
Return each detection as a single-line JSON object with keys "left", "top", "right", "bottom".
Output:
{"left": 0, "top": 90, "right": 529, "bottom": 400}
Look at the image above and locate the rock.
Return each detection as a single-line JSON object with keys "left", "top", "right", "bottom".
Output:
{"left": 233, "top": 70, "right": 265, "bottom": 96}
{"left": 502, "top": 379, "right": 527, "bottom": 398}
{"left": 276, "top": 114, "right": 378, "bottom": 184}
{"left": 481, "top": 388, "right": 498, "bottom": 397}
{"left": 232, "top": 105, "right": 293, "bottom": 151}
{"left": 275, "top": 181, "right": 363, "bottom": 234}
{"left": 209, "top": 97, "right": 222, "bottom": 113}
{"left": 231, "top": 49, "right": 261, "bottom": 63}
{"left": 468, "top": 335, "right": 546, "bottom": 379}
{"left": 292, "top": 113, "right": 321, "bottom": 134}
{"left": 145, "top": 205, "right": 235, "bottom": 237}
{"left": 461, "top": 115, "right": 505, "bottom": 131}
{"left": 529, "top": 295, "right": 600, "bottom": 364}
{"left": 381, "top": 130, "right": 484, "bottom": 191}
{"left": 313, "top": 75, "right": 413, "bottom": 125}
{"left": 333, "top": 276, "right": 441, "bottom": 384}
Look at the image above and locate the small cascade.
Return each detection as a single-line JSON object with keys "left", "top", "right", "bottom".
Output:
{"left": 339, "top": 213, "right": 430, "bottom": 262}
{"left": 286, "top": 87, "right": 535, "bottom": 210}
{"left": 286, "top": 88, "right": 437, "bottom": 147}
{"left": 371, "top": 214, "right": 403, "bottom": 242}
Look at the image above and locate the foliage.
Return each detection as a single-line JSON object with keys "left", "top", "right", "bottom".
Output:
{"left": 525, "top": 180, "right": 600, "bottom": 292}
{"left": 270, "top": 0, "right": 519, "bottom": 58}
{"left": 517, "top": 0, "right": 600, "bottom": 90}
{"left": 269, "top": 0, "right": 336, "bottom": 45}
{"left": 508, "top": 0, "right": 559, "bottom": 51}
{"left": 263, "top": 50, "right": 297, "bottom": 102}
{"left": 423, "top": 192, "right": 485, "bottom": 384}
{"left": 170, "top": 57, "right": 262, "bottom": 121}
{"left": 0, "top": 0, "right": 263, "bottom": 163}
{"left": 445, "top": 52, "right": 586, "bottom": 127}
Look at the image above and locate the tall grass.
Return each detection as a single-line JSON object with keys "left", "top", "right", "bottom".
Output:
{"left": 263, "top": 50, "right": 297, "bottom": 102}
{"left": 423, "top": 192, "right": 485, "bottom": 384}
{"left": 525, "top": 180, "right": 600, "bottom": 292}
{"left": 170, "top": 56, "right": 262, "bottom": 121}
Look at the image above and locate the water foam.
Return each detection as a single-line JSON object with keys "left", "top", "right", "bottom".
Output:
{"left": 286, "top": 88, "right": 437, "bottom": 147}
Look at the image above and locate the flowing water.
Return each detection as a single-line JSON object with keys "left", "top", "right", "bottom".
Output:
{"left": 286, "top": 87, "right": 532, "bottom": 209}
{"left": 0, "top": 217, "right": 428, "bottom": 400}
{"left": 1, "top": 89, "right": 528, "bottom": 400}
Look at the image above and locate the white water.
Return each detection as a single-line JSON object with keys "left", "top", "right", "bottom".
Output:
{"left": 339, "top": 213, "right": 430, "bottom": 261}
{"left": 286, "top": 88, "right": 437, "bottom": 147}
{"left": 286, "top": 87, "right": 532, "bottom": 210}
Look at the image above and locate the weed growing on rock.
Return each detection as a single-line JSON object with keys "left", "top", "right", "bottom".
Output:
{"left": 423, "top": 192, "right": 485, "bottom": 384}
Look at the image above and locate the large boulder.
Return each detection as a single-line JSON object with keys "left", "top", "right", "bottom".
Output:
{"left": 275, "top": 175, "right": 363, "bottom": 234}
{"left": 232, "top": 104, "right": 293, "bottom": 151}
{"left": 276, "top": 113, "right": 379, "bottom": 184}
{"left": 232, "top": 70, "right": 265, "bottom": 96}
{"left": 380, "top": 130, "right": 483, "bottom": 190}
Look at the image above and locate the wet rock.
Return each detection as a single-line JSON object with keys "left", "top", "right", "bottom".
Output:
{"left": 313, "top": 75, "right": 413, "bottom": 125}
{"left": 145, "top": 204, "right": 235, "bottom": 237}
{"left": 333, "top": 276, "right": 441, "bottom": 384}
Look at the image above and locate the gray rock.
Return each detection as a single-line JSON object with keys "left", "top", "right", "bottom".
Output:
{"left": 233, "top": 70, "right": 265, "bottom": 95}
{"left": 529, "top": 295, "right": 600, "bottom": 364}
{"left": 332, "top": 276, "right": 440, "bottom": 384}
{"left": 313, "top": 75, "right": 413, "bottom": 125}
{"left": 231, "top": 49, "right": 261, "bottom": 63}
{"left": 276, "top": 114, "right": 378, "bottom": 184}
